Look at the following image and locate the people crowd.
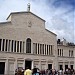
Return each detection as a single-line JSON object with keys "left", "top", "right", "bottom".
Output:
{"left": 15, "top": 67, "right": 75, "bottom": 75}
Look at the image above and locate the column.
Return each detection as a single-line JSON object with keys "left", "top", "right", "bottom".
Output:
{"left": 31, "top": 60, "right": 34, "bottom": 69}
{"left": 23, "top": 41, "right": 25, "bottom": 53}
{"left": 39, "top": 44, "right": 40, "bottom": 55}
{"left": 51, "top": 45, "right": 52, "bottom": 55}
{"left": 1, "top": 39, "right": 3, "bottom": 51}
{"left": 52, "top": 45, "right": 54, "bottom": 55}
{"left": 24, "top": 41, "right": 26, "bottom": 53}
{"left": 45, "top": 61, "right": 48, "bottom": 69}
{"left": 49, "top": 45, "right": 50, "bottom": 55}
{"left": 14, "top": 59, "right": 17, "bottom": 72}
{"left": 48, "top": 45, "right": 49, "bottom": 55}
{"left": 4, "top": 39, "right": 6, "bottom": 51}
{"left": 19, "top": 41, "right": 20, "bottom": 53}
{"left": 45, "top": 44, "right": 46, "bottom": 55}
{"left": 53, "top": 61, "right": 55, "bottom": 69}
{"left": 5, "top": 59, "right": 8, "bottom": 74}
{"left": 50, "top": 45, "right": 51, "bottom": 55}
{"left": 44, "top": 44, "right": 45, "bottom": 55}
{"left": 74, "top": 47, "right": 75, "bottom": 69}
{"left": 31, "top": 42, "right": 33, "bottom": 54}
{"left": 46, "top": 45, "right": 47, "bottom": 55}
{"left": 21, "top": 41, "right": 23, "bottom": 53}
{"left": 10, "top": 40, "right": 12, "bottom": 52}
{"left": 54, "top": 44, "right": 58, "bottom": 70}
{"left": 39, "top": 60, "right": 41, "bottom": 70}
{"left": 68, "top": 61, "right": 70, "bottom": 68}
{"left": 37, "top": 43, "right": 38, "bottom": 54}
{"left": 38, "top": 43, "right": 39, "bottom": 54}
{"left": 63, "top": 62, "right": 65, "bottom": 72}
{"left": 7, "top": 40, "right": 9, "bottom": 52}
{"left": 13, "top": 41, "right": 15, "bottom": 52}
{"left": 16, "top": 41, "right": 17, "bottom": 52}
{"left": 23, "top": 59, "right": 25, "bottom": 69}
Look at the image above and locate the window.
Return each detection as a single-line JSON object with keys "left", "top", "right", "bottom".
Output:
{"left": 33, "top": 43, "right": 37, "bottom": 54}
{"left": 58, "top": 49, "right": 59, "bottom": 56}
{"left": 60, "top": 49, "right": 61, "bottom": 56}
{"left": 14, "top": 41, "right": 16, "bottom": 52}
{"left": 0, "top": 39, "right": 2, "bottom": 51}
{"left": 17, "top": 41, "right": 19, "bottom": 52}
{"left": 69, "top": 50, "right": 74, "bottom": 57}
{"left": 5, "top": 39, "right": 8, "bottom": 51}
{"left": 40, "top": 44, "right": 43, "bottom": 54}
{"left": 47, "top": 45, "right": 48, "bottom": 55}
{"left": 23, "top": 42, "right": 25, "bottom": 53}
{"left": 26, "top": 38, "right": 31, "bottom": 53}
{"left": 49, "top": 45, "right": 50, "bottom": 55}
{"left": 69, "top": 50, "right": 70, "bottom": 57}
{"left": 11, "top": 40, "right": 14, "bottom": 52}
{"left": 20, "top": 41, "right": 22, "bottom": 53}
{"left": 51, "top": 45, "right": 53, "bottom": 55}
{"left": 70, "top": 65, "right": 73, "bottom": 69}
{"left": 42, "top": 44, "right": 44, "bottom": 55}
{"left": 8, "top": 40, "right": 11, "bottom": 52}
{"left": 38, "top": 44, "right": 39, "bottom": 54}
{"left": 71, "top": 50, "right": 73, "bottom": 57}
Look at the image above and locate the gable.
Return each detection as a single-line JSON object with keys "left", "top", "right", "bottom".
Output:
{"left": 6, "top": 11, "right": 45, "bottom": 30}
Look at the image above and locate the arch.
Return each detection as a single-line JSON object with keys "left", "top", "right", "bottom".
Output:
{"left": 26, "top": 38, "right": 31, "bottom": 53}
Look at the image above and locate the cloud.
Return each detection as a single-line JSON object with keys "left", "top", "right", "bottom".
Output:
{"left": 0, "top": 0, "right": 28, "bottom": 21}
{"left": 0, "top": 0, "right": 74, "bottom": 43}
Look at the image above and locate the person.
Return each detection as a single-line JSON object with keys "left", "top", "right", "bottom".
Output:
{"left": 15, "top": 69, "right": 17, "bottom": 75}
{"left": 24, "top": 67, "right": 32, "bottom": 75}
{"left": 32, "top": 68, "right": 40, "bottom": 75}
{"left": 17, "top": 68, "right": 23, "bottom": 75}
{"left": 58, "top": 69, "right": 63, "bottom": 75}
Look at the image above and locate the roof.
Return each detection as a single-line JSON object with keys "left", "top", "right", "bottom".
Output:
{"left": 45, "top": 28, "right": 57, "bottom": 36}
{"left": 0, "top": 21, "right": 11, "bottom": 24}
{"left": 6, "top": 11, "right": 45, "bottom": 22}
{"left": 57, "top": 44, "right": 75, "bottom": 47}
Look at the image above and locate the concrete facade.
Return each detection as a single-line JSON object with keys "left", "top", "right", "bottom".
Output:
{"left": 0, "top": 11, "right": 75, "bottom": 74}
{"left": 57, "top": 39, "right": 75, "bottom": 72}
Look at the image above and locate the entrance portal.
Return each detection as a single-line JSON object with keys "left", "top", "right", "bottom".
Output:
{"left": 25, "top": 60, "right": 32, "bottom": 70}
{"left": 65, "top": 65, "right": 68, "bottom": 71}
{"left": 59, "top": 65, "right": 63, "bottom": 70}
{"left": 0, "top": 62, "right": 5, "bottom": 74}
{"left": 48, "top": 64, "right": 52, "bottom": 70}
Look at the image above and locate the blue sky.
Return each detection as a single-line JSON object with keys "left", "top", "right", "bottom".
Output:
{"left": 0, "top": 0, "right": 75, "bottom": 43}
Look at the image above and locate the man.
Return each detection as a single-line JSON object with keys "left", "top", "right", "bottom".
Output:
{"left": 24, "top": 67, "right": 32, "bottom": 75}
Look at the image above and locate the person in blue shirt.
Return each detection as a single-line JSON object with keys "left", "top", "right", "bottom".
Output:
{"left": 32, "top": 67, "right": 40, "bottom": 75}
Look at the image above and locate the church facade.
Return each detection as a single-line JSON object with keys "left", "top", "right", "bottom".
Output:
{"left": 0, "top": 10, "right": 75, "bottom": 74}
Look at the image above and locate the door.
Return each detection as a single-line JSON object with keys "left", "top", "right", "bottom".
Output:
{"left": 59, "top": 65, "right": 63, "bottom": 70}
{"left": 25, "top": 60, "right": 32, "bottom": 70}
{"left": 65, "top": 65, "right": 68, "bottom": 71}
{"left": 48, "top": 64, "right": 52, "bottom": 70}
{"left": 0, "top": 62, "right": 5, "bottom": 74}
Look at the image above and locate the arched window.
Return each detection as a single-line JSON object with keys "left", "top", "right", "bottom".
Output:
{"left": 26, "top": 38, "right": 31, "bottom": 53}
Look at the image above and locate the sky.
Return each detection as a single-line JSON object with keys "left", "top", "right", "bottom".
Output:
{"left": 0, "top": 0, "right": 75, "bottom": 43}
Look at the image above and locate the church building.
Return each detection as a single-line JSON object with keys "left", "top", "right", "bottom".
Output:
{"left": 0, "top": 4, "right": 58, "bottom": 74}
{"left": 0, "top": 4, "right": 75, "bottom": 74}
